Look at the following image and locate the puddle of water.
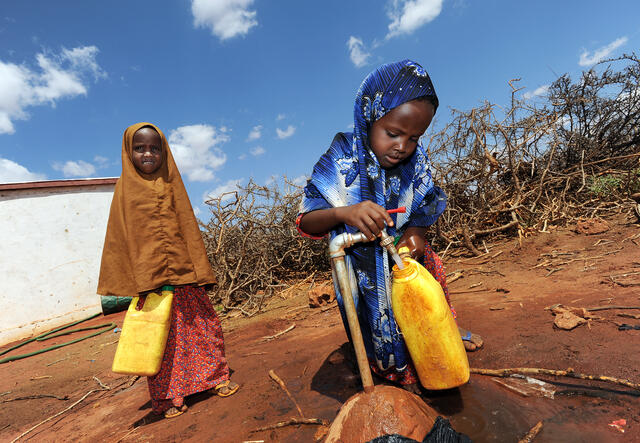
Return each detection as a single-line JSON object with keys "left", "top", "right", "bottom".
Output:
{"left": 423, "top": 376, "right": 627, "bottom": 442}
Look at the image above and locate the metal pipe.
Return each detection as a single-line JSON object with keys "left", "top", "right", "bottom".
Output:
{"left": 332, "top": 255, "right": 374, "bottom": 392}
{"left": 329, "top": 228, "right": 403, "bottom": 393}
{"left": 328, "top": 231, "right": 368, "bottom": 258}
{"left": 329, "top": 230, "right": 391, "bottom": 393}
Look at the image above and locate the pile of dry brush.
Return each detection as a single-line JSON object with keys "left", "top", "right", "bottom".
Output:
{"left": 202, "top": 55, "right": 640, "bottom": 314}
{"left": 200, "top": 180, "right": 329, "bottom": 314}
{"left": 428, "top": 54, "right": 640, "bottom": 255}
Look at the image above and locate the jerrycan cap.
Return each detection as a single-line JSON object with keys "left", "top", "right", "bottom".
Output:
{"left": 398, "top": 246, "right": 411, "bottom": 259}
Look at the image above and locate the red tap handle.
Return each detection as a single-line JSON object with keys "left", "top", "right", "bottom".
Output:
{"left": 387, "top": 207, "right": 406, "bottom": 214}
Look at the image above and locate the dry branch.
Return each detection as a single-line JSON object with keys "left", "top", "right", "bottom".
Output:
{"left": 262, "top": 324, "right": 296, "bottom": 342}
{"left": 2, "top": 394, "right": 68, "bottom": 403}
{"left": 471, "top": 367, "right": 640, "bottom": 391}
{"left": 449, "top": 288, "right": 489, "bottom": 294}
{"left": 268, "top": 370, "right": 304, "bottom": 418}
{"left": 250, "top": 417, "right": 328, "bottom": 433}
{"left": 517, "top": 421, "right": 543, "bottom": 443}
{"left": 619, "top": 312, "right": 640, "bottom": 321}
{"left": 587, "top": 305, "right": 640, "bottom": 312}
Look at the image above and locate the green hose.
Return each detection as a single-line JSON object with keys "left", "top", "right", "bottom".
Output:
{"left": 36, "top": 323, "right": 115, "bottom": 340}
{"left": 0, "top": 313, "right": 117, "bottom": 364}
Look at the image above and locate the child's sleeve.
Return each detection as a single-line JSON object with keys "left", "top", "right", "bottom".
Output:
{"left": 296, "top": 181, "right": 332, "bottom": 239}
{"left": 406, "top": 186, "right": 447, "bottom": 228}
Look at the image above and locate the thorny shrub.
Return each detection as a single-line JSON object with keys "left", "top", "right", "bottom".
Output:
{"left": 201, "top": 179, "right": 329, "bottom": 313}
{"left": 427, "top": 54, "right": 640, "bottom": 253}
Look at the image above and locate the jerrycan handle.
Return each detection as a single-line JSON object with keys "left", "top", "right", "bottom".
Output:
{"left": 136, "top": 285, "right": 174, "bottom": 310}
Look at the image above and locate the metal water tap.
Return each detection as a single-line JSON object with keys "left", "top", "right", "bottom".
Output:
{"left": 379, "top": 230, "right": 399, "bottom": 257}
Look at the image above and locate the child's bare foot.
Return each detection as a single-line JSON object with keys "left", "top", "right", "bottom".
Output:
{"left": 459, "top": 327, "right": 483, "bottom": 351}
{"left": 402, "top": 383, "right": 423, "bottom": 395}
{"left": 214, "top": 380, "right": 240, "bottom": 397}
{"left": 163, "top": 404, "right": 187, "bottom": 419}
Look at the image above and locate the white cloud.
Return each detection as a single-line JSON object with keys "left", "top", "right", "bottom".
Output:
{"left": 250, "top": 145, "right": 265, "bottom": 156}
{"left": 193, "top": 206, "right": 201, "bottom": 216}
{"left": 386, "top": 0, "right": 443, "bottom": 39}
{"left": 238, "top": 153, "right": 247, "bottom": 160}
{"left": 0, "top": 45, "right": 104, "bottom": 134}
{"left": 191, "top": 0, "right": 257, "bottom": 41}
{"left": 203, "top": 178, "right": 243, "bottom": 203}
{"left": 276, "top": 113, "right": 285, "bottom": 121}
{"left": 579, "top": 37, "right": 628, "bottom": 66}
{"left": 292, "top": 174, "right": 309, "bottom": 186}
{"left": 60, "top": 46, "right": 106, "bottom": 81}
{"left": 169, "top": 124, "right": 229, "bottom": 182}
{"left": 276, "top": 125, "right": 296, "bottom": 139}
{"left": 347, "top": 36, "right": 371, "bottom": 68}
{"left": 53, "top": 160, "right": 96, "bottom": 178}
{"left": 247, "top": 124, "right": 262, "bottom": 141}
{"left": 523, "top": 84, "right": 549, "bottom": 100}
{"left": 0, "top": 158, "right": 46, "bottom": 183}
{"left": 93, "top": 155, "right": 110, "bottom": 168}
{"left": 265, "top": 174, "right": 279, "bottom": 186}
{"left": 266, "top": 174, "right": 308, "bottom": 195}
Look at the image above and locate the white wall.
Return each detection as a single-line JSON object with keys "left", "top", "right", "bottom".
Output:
{"left": 0, "top": 183, "right": 115, "bottom": 346}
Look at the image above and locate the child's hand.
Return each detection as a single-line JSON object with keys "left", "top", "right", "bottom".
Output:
{"left": 337, "top": 201, "right": 394, "bottom": 241}
{"left": 396, "top": 227, "right": 427, "bottom": 260}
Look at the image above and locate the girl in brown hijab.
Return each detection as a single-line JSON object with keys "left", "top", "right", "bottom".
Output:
{"left": 98, "top": 122, "right": 239, "bottom": 418}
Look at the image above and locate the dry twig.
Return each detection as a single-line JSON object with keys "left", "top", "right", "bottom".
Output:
{"left": 449, "top": 288, "right": 489, "bottom": 295}
{"left": 517, "top": 421, "right": 543, "bottom": 443}
{"left": 587, "top": 305, "right": 640, "bottom": 312}
{"left": 250, "top": 417, "right": 328, "bottom": 433}
{"left": 262, "top": 324, "right": 296, "bottom": 342}
{"left": 268, "top": 370, "right": 304, "bottom": 418}
{"left": 618, "top": 313, "right": 640, "bottom": 320}
{"left": 2, "top": 394, "right": 68, "bottom": 403}
{"left": 471, "top": 367, "right": 640, "bottom": 391}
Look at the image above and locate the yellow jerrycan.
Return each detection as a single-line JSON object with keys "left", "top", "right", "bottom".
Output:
{"left": 391, "top": 248, "right": 469, "bottom": 390}
{"left": 112, "top": 285, "right": 174, "bottom": 376}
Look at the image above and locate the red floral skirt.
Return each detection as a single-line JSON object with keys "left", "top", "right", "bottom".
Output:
{"left": 371, "top": 243, "right": 454, "bottom": 385}
{"left": 147, "top": 285, "right": 229, "bottom": 413}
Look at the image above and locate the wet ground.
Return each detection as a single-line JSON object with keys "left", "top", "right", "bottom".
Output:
{"left": 1, "top": 213, "right": 639, "bottom": 442}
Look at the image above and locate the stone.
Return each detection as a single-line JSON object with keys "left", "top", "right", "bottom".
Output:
{"left": 324, "top": 385, "right": 438, "bottom": 443}
{"left": 308, "top": 281, "right": 336, "bottom": 308}
{"left": 554, "top": 310, "right": 587, "bottom": 330}
{"left": 575, "top": 219, "right": 610, "bottom": 235}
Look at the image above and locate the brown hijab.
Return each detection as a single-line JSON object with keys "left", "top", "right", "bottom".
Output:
{"left": 97, "top": 122, "right": 215, "bottom": 296}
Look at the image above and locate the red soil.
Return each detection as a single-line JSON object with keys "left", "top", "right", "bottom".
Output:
{"left": 1, "top": 213, "right": 639, "bottom": 442}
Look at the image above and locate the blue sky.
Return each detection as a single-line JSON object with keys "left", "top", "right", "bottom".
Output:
{"left": 1, "top": 0, "right": 638, "bottom": 217}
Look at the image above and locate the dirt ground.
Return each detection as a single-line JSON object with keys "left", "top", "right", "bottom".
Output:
{"left": 1, "top": 213, "right": 639, "bottom": 443}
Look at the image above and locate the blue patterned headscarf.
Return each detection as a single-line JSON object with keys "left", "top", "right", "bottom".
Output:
{"left": 299, "top": 60, "right": 447, "bottom": 371}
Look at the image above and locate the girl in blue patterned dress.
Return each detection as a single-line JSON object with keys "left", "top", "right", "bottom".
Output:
{"left": 297, "top": 60, "right": 482, "bottom": 393}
